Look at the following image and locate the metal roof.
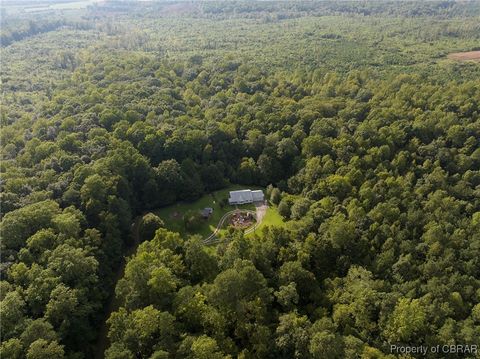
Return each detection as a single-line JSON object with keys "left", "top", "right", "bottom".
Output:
{"left": 229, "top": 189, "right": 264, "bottom": 204}
{"left": 251, "top": 190, "right": 264, "bottom": 201}
{"left": 229, "top": 190, "right": 253, "bottom": 203}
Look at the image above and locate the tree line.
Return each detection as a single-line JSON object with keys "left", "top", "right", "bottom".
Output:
{"left": 1, "top": 1, "right": 479, "bottom": 358}
{"left": 1, "top": 52, "right": 479, "bottom": 357}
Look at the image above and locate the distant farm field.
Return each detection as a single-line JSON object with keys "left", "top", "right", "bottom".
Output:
{"left": 447, "top": 50, "right": 480, "bottom": 62}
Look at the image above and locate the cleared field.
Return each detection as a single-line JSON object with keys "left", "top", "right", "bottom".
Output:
{"left": 211, "top": 205, "right": 285, "bottom": 241}
{"left": 155, "top": 185, "right": 257, "bottom": 237}
{"left": 447, "top": 51, "right": 480, "bottom": 62}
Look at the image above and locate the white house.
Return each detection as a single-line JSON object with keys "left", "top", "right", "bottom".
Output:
{"left": 251, "top": 190, "right": 264, "bottom": 202}
{"left": 229, "top": 189, "right": 264, "bottom": 205}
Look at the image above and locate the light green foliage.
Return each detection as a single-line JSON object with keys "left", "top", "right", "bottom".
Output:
{"left": 385, "top": 298, "right": 427, "bottom": 342}
{"left": 184, "top": 237, "right": 219, "bottom": 282}
{"left": 328, "top": 267, "right": 385, "bottom": 341}
{"left": 188, "top": 335, "right": 225, "bottom": 359}
{"left": 107, "top": 306, "right": 176, "bottom": 357}
{"left": 275, "top": 283, "right": 299, "bottom": 310}
{"left": 309, "top": 331, "right": 343, "bottom": 359}
{"left": 26, "top": 339, "right": 64, "bottom": 359}
{"left": 1, "top": 1, "right": 480, "bottom": 358}
{"left": 0, "top": 338, "right": 23, "bottom": 359}
{"left": 208, "top": 259, "right": 272, "bottom": 319}
{"left": 270, "top": 187, "right": 282, "bottom": 205}
{"left": 275, "top": 312, "right": 312, "bottom": 359}
{"left": 45, "top": 284, "right": 79, "bottom": 329}
{"left": 104, "top": 343, "right": 134, "bottom": 359}
{"left": 139, "top": 213, "right": 164, "bottom": 241}
{"left": 20, "top": 319, "right": 58, "bottom": 349}
{"left": 290, "top": 198, "right": 312, "bottom": 220}
{"left": 0, "top": 291, "right": 26, "bottom": 339}
{"left": 1, "top": 201, "right": 60, "bottom": 250}
{"left": 278, "top": 198, "right": 292, "bottom": 219}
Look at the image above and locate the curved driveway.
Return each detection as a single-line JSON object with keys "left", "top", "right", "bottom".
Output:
{"left": 203, "top": 203, "right": 267, "bottom": 244}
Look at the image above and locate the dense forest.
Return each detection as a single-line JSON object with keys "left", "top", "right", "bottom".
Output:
{"left": 1, "top": 1, "right": 479, "bottom": 358}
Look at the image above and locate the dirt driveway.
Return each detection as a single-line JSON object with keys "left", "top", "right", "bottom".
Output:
{"left": 255, "top": 201, "right": 268, "bottom": 223}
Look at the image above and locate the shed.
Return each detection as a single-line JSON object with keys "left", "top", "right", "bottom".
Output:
{"left": 201, "top": 207, "right": 213, "bottom": 218}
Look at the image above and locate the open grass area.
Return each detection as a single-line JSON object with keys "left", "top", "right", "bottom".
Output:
{"left": 212, "top": 205, "right": 286, "bottom": 241}
{"left": 155, "top": 185, "right": 286, "bottom": 239}
{"left": 246, "top": 205, "right": 286, "bottom": 237}
{"left": 155, "top": 185, "right": 257, "bottom": 238}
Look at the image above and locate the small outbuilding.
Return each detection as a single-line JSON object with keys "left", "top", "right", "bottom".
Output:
{"left": 228, "top": 189, "right": 264, "bottom": 205}
{"left": 201, "top": 207, "right": 213, "bottom": 218}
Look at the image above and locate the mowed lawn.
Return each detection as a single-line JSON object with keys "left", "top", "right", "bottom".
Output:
{"left": 155, "top": 185, "right": 257, "bottom": 238}
{"left": 217, "top": 204, "right": 286, "bottom": 239}
{"left": 246, "top": 205, "right": 286, "bottom": 237}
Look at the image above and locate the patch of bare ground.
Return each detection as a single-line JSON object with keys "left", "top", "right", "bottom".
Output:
{"left": 161, "top": 2, "right": 199, "bottom": 16}
{"left": 447, "top": 51, "right": 480, "bottom": 62}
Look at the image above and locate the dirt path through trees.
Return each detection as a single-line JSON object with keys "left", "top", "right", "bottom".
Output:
{"left": 95, "top": 202, "right": 267, "bottom": 357}
{"left": 94, "top": 217, "right": 142, "bottom": 359}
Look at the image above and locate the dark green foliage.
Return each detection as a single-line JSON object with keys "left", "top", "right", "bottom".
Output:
{"left": 183, "top": 211, "right": 204, "bottom": 233}
{"left": 139, "top": 213, "right": 164, "bottom": 241}
{"left": 270, "top": 187, "right": 282, "bottom": 205}
{"left": 1, "top": 1, "right": 480, "bottom": 358}
{"left": 278, "top": 198, "right": 293, "bottom": 219}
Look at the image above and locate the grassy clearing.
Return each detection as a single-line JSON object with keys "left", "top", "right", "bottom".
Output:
{"left": 155, "top": 185, "right": 257, "bottom": 238}
{"left": 260, "top": 206, "right": 286, "bottom": 229}
{"left": 214, "top": 205, "right": 286, "bottom": 241}
{"left": 246, "top": 205, "right": 286, "bottom": 237}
